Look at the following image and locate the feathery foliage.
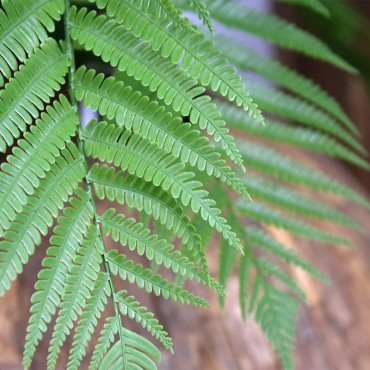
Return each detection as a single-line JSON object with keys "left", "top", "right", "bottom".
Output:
{"left": 0, "top": 0, "right": 368, "bottom": 369}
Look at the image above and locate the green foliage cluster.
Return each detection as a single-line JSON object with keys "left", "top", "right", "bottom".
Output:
{"left": 0, "top": 0, "right": 368, "bottom": 369}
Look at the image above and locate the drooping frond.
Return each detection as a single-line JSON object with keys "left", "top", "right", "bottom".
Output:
{"left": 238, "top": 242, "right": 253, "bottom": 321}
{"left": 218, "top": 237, "right": 237, "bottom": 308}
{"left": 116, "top": 290, "right": 173, "bottom": 352}
{"left": 73, "top": 66, "right": 250, "bottom": 187}
{"left": 67, "top": 272, "right": 109, "bottom": 370}
{"left": 186, "top": 0, "right": 214, "bottom": 34}
{"left": 0, "top": 96, "right": 78, "bottom": 235}
{"left": 255, "top": 283, "right": 299, "bottom": 370}
{"left": 0, "top": 38, "right": 70, "bottom": 152}
{"left": 0, "top": 145, "right": 85, "bottom": 296}
{"left": 67, "top": 8, "right": 245, "bottom": 167}
{"left": 47, "top": 224, "right": 102, "bottom": 369}
{"left": 107, "top": 250, "right": 209, "bottom": 307}
{"left": 0, "top": 0, "right": 65, "bottom": 85}
{"left": 218, "top": 102, "right": 368, "bottom": 170}
{"left": 246, "top": 82, "right": 366, "bottom": 155}
{"left": 179, "top": 0, "right": 355, "bottom": 72}
{"left": 82, "top": 120, "right": 243, "bottom": 252}
{"left": 235, "top": 140, "right": 370, "bottom": 209}
{"left": 99, "top": 208, "right": 224, "bottom": 295}
{"left": 240, "top": 174, "right": 360, "bottom": 230}
{"left": 90, "top": 316, "right": 119, "bottom": 370}
{"left": 214, "top": 36, "right": 358, "bottom": 135}
{"left": 87, "top": 164, "right": 203, "bottom": 260}
{"left": 87, "top": 0, "right": 263, "bottom": 121}
{"left": 98, "top": 325, "right": 161, "bottom": 370}
{"left": 257, "top": 257, "right": 306, "bottom": 301}
{"left": 245, "top": 226, "right": 328, "bottom": 281}
{"left": 276, "top": 0, "right": 330, "bottom": 17}
{"left": 23, "top": 189, "right": 94, "bottom": 368}
{"left": 237, "top": 200, "right": 351, "bottom": 247}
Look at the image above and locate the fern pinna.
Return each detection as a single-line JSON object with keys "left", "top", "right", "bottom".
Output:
{"left": 0, "top": 0, "right": 368, "bottom": 369}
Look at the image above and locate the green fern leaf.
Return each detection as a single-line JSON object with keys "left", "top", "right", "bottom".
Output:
{"left": 47, "top": 224, "right": 102, "bottom": 369}
{"left": 239, "top": 243, "right": 253, "bottom": 321}
{"left": 99, "top": 328, "right": 161, "bottom": 370}
{"left": 186, "top": 0, "right": 214, "bottom": 34}
{"left": 23, "top": 188, "right": 95, "bottom": 368}
{"left": 183, "top": 0, "right": 355, "bottom": 72}
{"left": 219, "top": 103, "right": 369, "bottom": 170}
{"left": 215, "top": 36, "right": 358, "bottom": 135}
{"left": 107, "top": 250, "right": 209, "bottom": 307}
{"left": 0, "top": 96, "right": 78, "bottom": 235}
{"left": 116, "top": 289, "right": 173, "bottom": 352}
{"left": 0, "top": 38, "right": 70, "bottom": 152}
{"left": 82, "top": 120, "right": 243, "bottom": 253}
{"left": 67, "top": 272, "right": 109, "bottom": 370}
{"left": 0, "top": 0, "right": 65, "bottom": 85}
{"left": 73, "top": 67, "right": 250, "bottom": 188}
{"left": 240, "top": 173, "right": 361, "bottom": 230}
{"left": 245, "top": 226, "right": 327, "bottom": 281}
{"left": 257, "top": 257, "right": 306, "bottom": 301}
{"left": 88, "top": 0, "right": 263, "bottom": 121}
{"left": 68, "top": 8, "right": 245, "bottom": 168}
{"left": 0, "top": 145, "right": 85, "bottom": 296}
{"left": 237, "top": 200, "right": 351, "bottom": 247}
{"left": 89, "top": 316, "right": 119, "bottom": 370}
{"left": 87, "top": 164, "right": 205, "bottom": 262}
{"left": 235, "top": 140, "right": 370, "bottom": 209}
{"left": 246, "top": 82, "right": 366, "bottom": 155}
{"left": 255, "top": 284, "right": 299, "bottom": 370}
{"left": 99, "top": 208, "right": 223, "bottom": 295}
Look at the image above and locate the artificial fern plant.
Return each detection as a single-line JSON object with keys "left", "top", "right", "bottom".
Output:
{"left": 0, "top": 0, "right": 368, "bottom": 369}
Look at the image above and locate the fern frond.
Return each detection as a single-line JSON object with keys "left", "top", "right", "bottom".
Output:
{"left": 239, "top": 242, "right": 253, "bottom": 321}
{"left": 214, "top": 36, "right": 358, "bottom": 135}
{"left": 67, "top": 272, "right": 109, "bottom": 370}
{"left": 256, "top": 257, "right": 306, "bottom": 301}
{"left": 107, "top": 250, "right": 209, "bottom": 307}
{"left": 73, "top": 67, "right": 249, "bottom": 189}
{"left": 99, "top": 208, "right": 223, "bottom": 295}
{"left": 0, "top": 38, "right": 70, "bottom": 152}
{"left": 0, "top": 95, "right": 78, "bottom": 235}
{"left": 245, "top": 226, "right": 328, "bottom": 281}
{"left": 240, "top": 173, "right": 360, "bottom": 230}
{"left": 246, "top": 83, "right": 366, "bottom": 155}
{"left": 186, "top": 0, "right": 214, "bottom": 34}
{"left": 116, "top": 289, "right": 173, "bottom": 352}
{"left": 23, "top": 188, "right": 94, "bottom": 368}
{"left": 184, "top": 0, "right": 355, "bottom": 72}
{"left": 255, "top": 284, "right": 299, "bottom": 370}
{"left": 0, "top": 0, "right": 65, "bottom": 85}
{"left": 88, "top": 0, "right": 263, "bottom": 121}
{"left": 90, "top": 316, "right": 119, "bottom": 370}
{"left": 47, "top": 224, "right": 102, "bottom": 369}
{"left": 235, "top": 140, "right": 370, "bottom": 209}
{"left": 218, "top": 237, "right": 237, "bottom": 308}
{"left": 237, "top": 200, "right": 351, "bottom": 247}
{"left": 82, "top": 120, "right": 243, "bottom": 252}
{"left": 87, "top": 164, "right": 205, "bottom": 262}
{"left": 0, "top": 145, "right": 85, "bottom": 296}
{"left": 276, "top": 0, "right": 330, "bottom": 17}
{"left": 219, "top": 103, "right": 368, "bottom": 170}
{"left": 99, "top": 328, "right": 161, "bottom": 370}
{"left": 68, "top": 8, "right": 245, "bottom": 169}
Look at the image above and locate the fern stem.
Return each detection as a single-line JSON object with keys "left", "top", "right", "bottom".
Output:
{"left": 63, "top": 1, "right": 126, "bottom": 366}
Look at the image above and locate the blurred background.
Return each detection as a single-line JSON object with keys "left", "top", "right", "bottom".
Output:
{"left": 0, "top": 1, "right": 369, "bottom": 369}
